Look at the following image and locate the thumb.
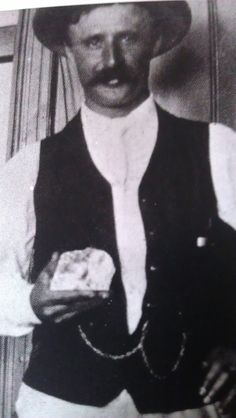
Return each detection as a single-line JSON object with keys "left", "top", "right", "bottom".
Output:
{"left": 202, "top": 361, "right": 209, "bottom": 369}
{"left": 38, "top": 252, "right": 60, "bottom": 286}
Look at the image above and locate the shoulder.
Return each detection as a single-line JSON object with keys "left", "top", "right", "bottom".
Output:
{"left": 156, "top": 105, "right": 209, "bottom": 143}
{"left": 157, "top": 105, "right": 208, "bottom": 128}
{"left": 210, "top": 122, "right": 236, "bottom": 137}
{"left": 39, "top": 113, "right": 82, "bottom": 155}
{"left": 210, "top": 122, "right": 236, "bottom": 157}
{"left": 209, "top": 123, "right": 236, "bottom": 228}
{"left": 209, "top": 123, "right": 236, "bottom": 181}
{"left": 0, "top": 142, "right": 41, "bottom": 198}
{"left": 0, "top": 113, "right": 81, "bottom": 188}
{"left": 1, "top": 141, "right": 41, "bottom": 177}
{"left": 0, "top": 142, "right": 41, "bottom": 239}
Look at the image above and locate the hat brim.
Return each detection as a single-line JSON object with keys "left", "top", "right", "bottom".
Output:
{"left": 33, "top": 1, "right": 191, "bottom": 57}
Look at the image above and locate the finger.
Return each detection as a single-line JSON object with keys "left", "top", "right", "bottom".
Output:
{"left": 53, "top": 299, "right": 103, "bottom": 323}
{"left": 221, "top": 387, "right": 236, "bottom": 414}
{"left": 54, "top": 311, "right": 78, "bottom": 323}
{"left": 48, "top": 290, "right": 109, "bottom": 304}
{"left": 51, "top": 296, "right": 105, "bottom": 315}
{"left": 73, "top": 297, "right": 106, "bottom": 311}
{"left": 200, "top": 362, "right": 222, "bottom": 397}
{"left": 204, "top": 372, "right": 229, "bottom": 403}
{"left": 47, "top": 297, "right": 106, "bottom": 319}
{"left": 38, "top": 252, "right": 60, "bottom": 284}
{"left": 44, "top": 304, "right": 68, "bottom": 316}
{"left": 38, "top": 304, "right": 68, "bottom": 320}
{"left": 202, "top": 361, "right": 208, "bottom": 369}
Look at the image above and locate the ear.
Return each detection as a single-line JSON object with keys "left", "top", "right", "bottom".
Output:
{"left": 151, "top": 36, "right": 163, "bottom": 58}
{"left": 63, "top": 44, "right": 75, "bottom": 60}
{"left": 49, "top": 42, "right": 68, "bottom": 57}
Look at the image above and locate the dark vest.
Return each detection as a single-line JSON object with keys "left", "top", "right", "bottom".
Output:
{"left": 24, "top": 106, "right": 236, "bottom": 413}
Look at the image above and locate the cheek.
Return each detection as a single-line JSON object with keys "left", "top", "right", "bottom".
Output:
{"left": 123, "top": 44, "right": 153, "bottom": 69}
{"left": 73, "top": 52, "right": 97, "bottom": 82}
{"left": 125, "top": 51, "right": 151, "bottom": 76}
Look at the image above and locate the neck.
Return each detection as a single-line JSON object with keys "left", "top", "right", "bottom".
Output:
{"left": 84, "top": 91, "right": 151, "bottom": 118}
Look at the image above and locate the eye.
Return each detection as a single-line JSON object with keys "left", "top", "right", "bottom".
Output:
{"left": 84, "top": 36, "right": 103, "bottom": 49}
{"left": 120, "top": 33, "right": 137, "bottom": 44}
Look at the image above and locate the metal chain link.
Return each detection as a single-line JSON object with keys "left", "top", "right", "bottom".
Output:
{"left": 78, "top": 321, "right": 187, "bottom": 380}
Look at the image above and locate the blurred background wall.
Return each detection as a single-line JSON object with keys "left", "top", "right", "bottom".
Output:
{"left": 152, "top": 0, "right": 236, "bottom": 129}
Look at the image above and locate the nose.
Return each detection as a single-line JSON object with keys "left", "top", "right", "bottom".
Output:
{"left": 102, "top": 40, "right": 119, "bottom": 68}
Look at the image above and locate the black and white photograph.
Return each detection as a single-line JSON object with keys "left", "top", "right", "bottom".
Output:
{"left": 0, "top": 1, "right": 236, "bottom": 417}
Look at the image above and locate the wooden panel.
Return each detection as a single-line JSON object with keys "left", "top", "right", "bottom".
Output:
{"left": 0, "top": 26, "right": 15, "bottom": 58}
{"left": 1, "top": 8, "right": 80, "bottom": 418}
{"left": 0, "top": 11, "right": 18, "bottom": 27}
{"left": 0, "top": 336, "right": 32, "bottom": 418}
{"left": 217, "top": 0, "right": 236, "bottom": 130}
{"left": 54, "top": 54, "right": 83, "bottom": 132}
{"left": 0, "top": 62, "right": 13, "bottom": 168}
{"left": 207, "top": 0, "right": 219, "bottom": 123}
{"left": 0, "top": 9, "right": 56, "bottom": 418}
{"left": 7, "top": 10, "right": 55, "bottom": 158}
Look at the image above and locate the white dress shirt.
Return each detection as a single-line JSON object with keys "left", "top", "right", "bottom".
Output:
{"left": 0, "top": 96, "right": 236, "bottom": 418}
{"left": 81, "top": 97, "right": 157, "bottom": 333}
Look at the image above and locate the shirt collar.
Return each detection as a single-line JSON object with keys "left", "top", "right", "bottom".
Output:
{"left": 80, "top": 94, "right": 158, "bottom": 188}
{"left": 81, "top": 95, "right": 157, "bottom": 133}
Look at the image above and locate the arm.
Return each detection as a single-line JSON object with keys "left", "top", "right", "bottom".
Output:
{"left": 210, "top": 122, "right": 236, "bottom": 229}
{"left": 0, "top": 142, "right": 109, "bottom": 334}
{"left": 0, "top": 143, "right": 41, "bottom": 336}
{"left": 199, "top": 123, "right": 236, "bottom": 414}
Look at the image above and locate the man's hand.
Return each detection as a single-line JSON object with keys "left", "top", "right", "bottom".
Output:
{"left": 30, "top": 252, "right": 109, "bottom": 324}
{"left": 200, "top": 347, "right": 236, "bottom": 415}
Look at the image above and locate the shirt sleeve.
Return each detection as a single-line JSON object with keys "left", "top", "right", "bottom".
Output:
{"left": 0, "top": 142, "right": 41, "bottom": 336}
{"left": 210, "top": 123, "right": 236, "bottom": 230}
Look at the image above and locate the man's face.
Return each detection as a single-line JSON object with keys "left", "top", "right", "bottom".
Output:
{"left": 67, "top": 4, "right": 157, "bottom": 114}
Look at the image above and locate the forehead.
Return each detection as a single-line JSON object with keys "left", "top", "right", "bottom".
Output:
{"left": 71, "top": 4, "right": 153, "bottom": 37}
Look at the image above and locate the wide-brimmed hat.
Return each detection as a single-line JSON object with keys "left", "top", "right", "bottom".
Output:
{"left": 33, "top": 1, "right": 191, "bottom": 56}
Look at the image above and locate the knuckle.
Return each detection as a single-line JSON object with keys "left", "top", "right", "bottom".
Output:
{"left": 42, "top": 307, "right": 52, "bottom": 317}
{"left": 54, "top": 317, "right": 62, "bottom": 324}
{"left": 40, "top": 297, "right": 49, "bottom": 307}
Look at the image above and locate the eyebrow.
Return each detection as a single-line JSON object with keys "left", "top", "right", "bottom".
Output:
{"left": 80, "top": 29, "right": 139, "bottom": 40}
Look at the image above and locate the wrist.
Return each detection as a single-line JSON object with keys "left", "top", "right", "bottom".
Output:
{"left": 28, "top": 284, "right": 42, "bottom": 325}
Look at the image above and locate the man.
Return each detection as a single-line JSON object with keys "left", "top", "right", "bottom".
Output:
{"left": 0, "top": 1, "right": 236, "bottom": 417}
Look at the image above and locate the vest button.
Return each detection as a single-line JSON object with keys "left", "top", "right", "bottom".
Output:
{"left": 150, "top": 265, "right": 157, "bottom": 272}
{"left": 196, "top": 236, "right": 207, "bottom": 247}
{"left": 149, "top": 230, "right": 155, "bottom": 237}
